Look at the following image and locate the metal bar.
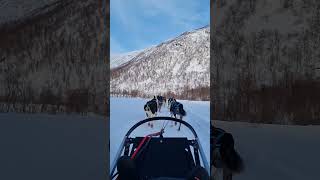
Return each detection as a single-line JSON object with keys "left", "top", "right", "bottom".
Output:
{"left": 124, "top": 143, "right": 130, "bottom": 156}
{"left": 110, "top": 135, "right": 127, "bottom": 178}
{"left": 125, "top": 116, "right": 198, "bottom": 138}
{"left": 197, "top": 137, "right": 210, "bottom": 174}
{"left": 194, "top": 146, "right": 201, "bottom": 165}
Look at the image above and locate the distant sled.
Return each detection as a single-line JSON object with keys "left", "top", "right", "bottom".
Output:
{"left": 110, "top": 117, "right": 210, "bottom": 180}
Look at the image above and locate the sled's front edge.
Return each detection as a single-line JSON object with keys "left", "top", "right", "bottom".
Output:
{"left": 110, "top": 135, "right": 127, "bottom": 179}
{"left": 197, "top": 137, "right": 210, "bottom": 174}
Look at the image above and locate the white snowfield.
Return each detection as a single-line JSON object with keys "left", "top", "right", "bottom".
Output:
{"left": 110, "top": 97, "right": 210, "bottom": 169}
{"left": 214, "top": 120, "right": 320, "bottom": 180}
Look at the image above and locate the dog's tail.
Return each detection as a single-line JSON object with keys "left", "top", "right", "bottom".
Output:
{"left": 181, "top": 108, "right": 186, "bottom": 116}
{"left": 220, "top": 133, "right": 244, "bottom": 173}
{"left": 226, "top": 147, "right": 244, "bottom": 173}
{"left": 179, "top": 104, "right": 186, "bottom": 116}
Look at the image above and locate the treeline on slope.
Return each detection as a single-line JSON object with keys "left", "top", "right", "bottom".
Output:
{"left": 212, "top": 0, "right": 320, "bottom": 125}
{"left": 0, "top": 87, "right": 101, "bottom": 114}
{"left": 111, "top": 85, "right": 210, "bottom": 101}
{"left": 213, "top": 79, "right": 320, "bottom": 125}
{"left": 0, "top": 0, "right": 108, "bottom": 115}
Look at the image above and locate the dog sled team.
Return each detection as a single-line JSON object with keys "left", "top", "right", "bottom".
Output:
{"left": 143, "top": 95, "right": 186, "bottom": 130}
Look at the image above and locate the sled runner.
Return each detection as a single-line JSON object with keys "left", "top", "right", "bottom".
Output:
{"left": 110, "top": 117, "right": 210, "bottom": 180}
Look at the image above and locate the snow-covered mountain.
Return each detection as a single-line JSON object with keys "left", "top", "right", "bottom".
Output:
{"left": 111, "top": 26, "right": 210, "bottom": 99}
{"left": 111, "top": 49, "right": 144, "bottom": 69}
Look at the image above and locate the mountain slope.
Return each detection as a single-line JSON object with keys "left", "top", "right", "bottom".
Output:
{"left": 111, "top": 26, "right": 210, "bottom": 100}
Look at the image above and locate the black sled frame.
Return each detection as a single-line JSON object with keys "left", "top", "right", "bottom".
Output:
{"left": 110, "top": 117, "right": 209, "bottom": 179}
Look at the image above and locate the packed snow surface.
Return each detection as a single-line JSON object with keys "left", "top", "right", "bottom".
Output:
{"left": 110, "top": 97, "right": 210, "bottom": 169}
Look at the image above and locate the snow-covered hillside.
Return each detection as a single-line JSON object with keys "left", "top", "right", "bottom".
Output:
{"left": 213, "top": 120, "right": 320, "bottom": 180}
{"left": 110, "top": 49, "right": 144, "bottom": 69}
{"left": 110, "top": 97, "right": 210, "bottom": 170}
{"left": 110, "top": 26, "right": 210, "bottom": 97}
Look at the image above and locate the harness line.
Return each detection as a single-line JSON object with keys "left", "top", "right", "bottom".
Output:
{"left": 114, "top": 130, "right": 164, "bottom": 180}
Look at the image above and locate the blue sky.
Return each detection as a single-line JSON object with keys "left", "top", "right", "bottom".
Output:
{"left": 111, "top": 0, "right": 210, "bottom": 55}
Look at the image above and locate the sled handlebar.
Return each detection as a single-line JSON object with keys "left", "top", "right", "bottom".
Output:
{"left": 125, "top": 116, "right": 198, "bottom": 138}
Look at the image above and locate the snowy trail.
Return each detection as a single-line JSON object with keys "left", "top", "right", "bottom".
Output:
{"left": 214, "top": 120, "right": 320, "bottom": 180}
{"left": 110, "top": 97, "right": 210, "bottom": 168}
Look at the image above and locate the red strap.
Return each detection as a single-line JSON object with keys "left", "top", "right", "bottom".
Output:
{"left": 131, "top": 136, "right": 151, "bottom": 159}
{"left": 116, "top": 130, "right": 163, "bottom": 179}
{"left": 131, "top": 130, "right": 163, "bottom": 159}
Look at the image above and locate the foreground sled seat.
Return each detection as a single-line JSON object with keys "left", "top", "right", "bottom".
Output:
{"left": 130, "top": 137, "right": 195, "bottom": 179}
